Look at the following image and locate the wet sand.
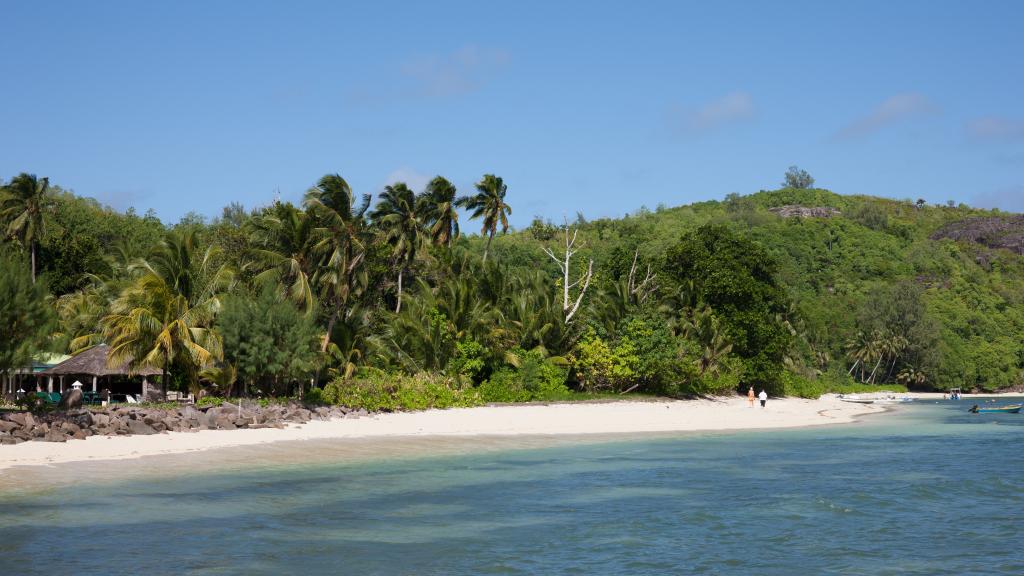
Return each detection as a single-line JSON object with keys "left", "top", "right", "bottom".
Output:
{"left": 0, "top": 396, "right": 885, "bottom": 478}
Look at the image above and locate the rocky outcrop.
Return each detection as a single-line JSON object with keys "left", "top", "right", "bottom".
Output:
{"left": 930, "top": 215, "right": 1024, "bottom": 254}
{"left": 0, "top": 402, "right": 365, "bottom": 444}
{"left": 769, "top": 205, "right": 841, "bottom": 219}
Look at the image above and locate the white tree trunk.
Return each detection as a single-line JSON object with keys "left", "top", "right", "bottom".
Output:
{"left": 543, "top": 221, "right": 595, "bottom": 324}
{"left": 396, "top": 268, "right": 403, "bottom": 313}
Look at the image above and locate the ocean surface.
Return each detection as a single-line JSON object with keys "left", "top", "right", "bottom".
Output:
{"left": 1, "top": 399, "right": 1022, "bottom": 575}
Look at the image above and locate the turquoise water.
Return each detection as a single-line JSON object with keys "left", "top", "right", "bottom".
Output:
{"left": 1, "top": 400, "right": 1023, "bottom": 575}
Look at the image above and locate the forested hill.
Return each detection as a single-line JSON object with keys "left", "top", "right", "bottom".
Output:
{"left": 4, "top": 175, "right": 1024, "bottom": 400}
{"left": 480, "top": 188, "right": 1024, "bottom": 392}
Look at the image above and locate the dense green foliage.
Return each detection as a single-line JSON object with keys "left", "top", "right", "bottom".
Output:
{"left": 217, "top": 279, "right": 320, "bottom": 396}
{"left": 0, "top": 251, "right": 56, "bottom": 372}
{"left": 4, "top": 167, "right": 1024, "bottom": 406}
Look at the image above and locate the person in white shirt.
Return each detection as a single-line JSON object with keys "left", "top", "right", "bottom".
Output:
{"left": 758, "top": 389, "right": 767, "bottom": 408}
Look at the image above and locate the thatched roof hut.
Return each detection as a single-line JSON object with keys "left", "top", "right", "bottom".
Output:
{"left": 35, "top": 345, "right": 162, "bottom": 398}
{"left": 40, "top": 345, "right": 161, "bottom": 377}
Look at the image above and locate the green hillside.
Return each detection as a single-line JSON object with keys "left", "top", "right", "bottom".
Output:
{"left": 4, "top": 172, "right": 1023, "bottom": 404}
{"left": 478, "top": 188, "right": 1024, "bottom": 393}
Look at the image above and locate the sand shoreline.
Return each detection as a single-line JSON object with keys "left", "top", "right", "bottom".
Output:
{"left": 0, "top": 395, "right": 901, "bottom": 473}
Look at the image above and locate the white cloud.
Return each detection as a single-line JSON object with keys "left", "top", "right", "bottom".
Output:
{"left": 400, "top": 45, "right": 510, "bottom": 98}
{"left": 382, "top": 167, "right": 432, "bottom": 192}
{"left": 967, "top": 116, "right": 1024, "bottom": 140}
{"left": 834, "top": 93, "right": 937, "bottom": 139}
{"left": 671, "top": 91, "right": 755, "bottom": 134}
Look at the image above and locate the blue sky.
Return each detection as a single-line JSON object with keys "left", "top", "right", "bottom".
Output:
{"left": 2, "top": 0, "right": 1023, "bottom": 225}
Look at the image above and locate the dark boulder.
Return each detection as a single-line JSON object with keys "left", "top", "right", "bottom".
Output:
{"left": 7, "top": 412, "right": 34, "bottom": 427}
{"left": 44, "top": 430, "right": 69, "bottom": 443}
{"left": 214, "top": 416, "right": 236, "bottom": 430}
{"left": 58, "top": 388, "right": 83, "bottom": 410}
{"left": 126, "top": 420, "right": 157, "bottom": 435}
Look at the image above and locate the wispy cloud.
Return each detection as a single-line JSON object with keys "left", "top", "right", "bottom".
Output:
{"left": 400, "top": 45, "right": 510, "bottom": 99}
{"left": 668, "top": 91, "right": 755, "bottom": 134}
{"left": 346, "top": 45, "right": 509, "bottom": 105}
{"left": 972, "top": 185, "right": 1024, "bottom": 213}
{"left": 966, "top": 116, "right": 1024, "bottom": 141}
{"left": 834, "top": 93, "right": 937, "bottom": 139}
{"left": 94, "top": 188, "right": 149, "bottom": 212}
{"left": 382, "top": 167, "right": 432, "bottom": 192}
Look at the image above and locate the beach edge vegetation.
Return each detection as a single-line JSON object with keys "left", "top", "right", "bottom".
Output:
{"left": 2, "top": 168, "right": 1021, "bottom": 412}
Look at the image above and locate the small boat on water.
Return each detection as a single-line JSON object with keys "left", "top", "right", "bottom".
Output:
{"left": 968, "top": 404, "right": 1022, "bottom": 414}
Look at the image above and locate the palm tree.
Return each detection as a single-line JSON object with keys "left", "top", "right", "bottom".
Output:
{"left": 369, "top": 182, "right": 427, "bottom": 313}
{"left": 457, "top": 174, "right": 511, "bottom": 263}
{"left": 0, "top": 173, "right": 50, "bottom": 283}
{"left": 101, "top": 230, "right": 232, "bottom": 399}
{"left": 304, "top": 174, "right": 371, "bottom": 352}
{"left": 245, "top": 202, "right": 318, "bottom": 315}
{"left": 420, "top": 176, "right": 460, "bottom": 247}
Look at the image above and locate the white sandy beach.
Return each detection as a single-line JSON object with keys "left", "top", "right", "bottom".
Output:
{"left": 0, "top": 395, "right": 892, "bottom": 471}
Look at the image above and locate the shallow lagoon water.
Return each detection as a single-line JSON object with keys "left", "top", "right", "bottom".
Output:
{"left": 1, "top": 400, "right": 1022, "bottom": 575}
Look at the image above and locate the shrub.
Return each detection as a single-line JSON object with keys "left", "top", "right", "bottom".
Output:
{"left": 571, "top": 329, "right": 637, "bottom": 392}
{"left": 449, "top": 338, "right": 486, "bottom": 382}
{"left": 689, "top": 356, "right": 743, "bottom": 396}
{"left": 780, "top": 371, "right": 908, "bottom": 399}
{"left": 321, "top": 372, "right": 483, "bottom": 412}
{"left": 303, "top": 386, "right": 327, "bottom": 406}
{"left": 478, "top": 348, "right": 570, "bottom": 402}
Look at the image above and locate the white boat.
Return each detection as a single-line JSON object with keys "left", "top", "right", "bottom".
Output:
{"left": 873, "top": 396, "right": 914, "bottom": 404}
{"left": 839, "top": 394, "right": 875, "bottom": 404}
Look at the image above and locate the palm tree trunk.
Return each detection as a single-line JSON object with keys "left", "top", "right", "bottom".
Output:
{"left": 483, "top": 229, "right": 494, "bottom": 264}
{"left": 30, "top": 240, "right": 36, "bottom": 284}
{"left": 868, "top": 354, "right": 884, "bottom": 384}
{"left": 161, "top": 352, "right": 169, "bottom": 401}
{"left": 322, "top": 306, "right": 339, "bottom": 353}
{"left": 884, "top": 355, "right": 900, "bottom": 383}
{"left": 395, "top": 268, "right": 403, "bottom": 313}
{"left": 847, "top": 359, "right": 860, "bottom": 376}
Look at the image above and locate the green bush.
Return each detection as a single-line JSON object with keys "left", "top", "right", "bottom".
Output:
{"left": 690, "top": 356, "right": 743, "bottom": 396}
{"left": 449, "top": 338, "right": 486, "bottom": 381}
{"left": 303, "top": 387, "right": 327, "bottom": 406}
{"left": 478, "top": 348, "right": 570, "bottom": 402}
{"left": 321, "top": 372, "right": 483, "bottom": 412}
{"left": 478, "top": 369, "right": 532, "bottom": 403}
{"left": 780, "top": 371, "right": 908, "bottom": 399}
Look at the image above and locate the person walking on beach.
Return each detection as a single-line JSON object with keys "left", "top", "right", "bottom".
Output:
{"left": 758, "top": 389, "right": 767, "bottom": 408}
{"left": 747, "top": 386, "right": 755, "bottom": 407}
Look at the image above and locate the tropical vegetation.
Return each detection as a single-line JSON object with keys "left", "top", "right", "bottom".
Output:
{"left": 3, "top": 168, "right": 1024, "bottom": 409}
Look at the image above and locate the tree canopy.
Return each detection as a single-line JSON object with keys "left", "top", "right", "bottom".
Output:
{"left": 4, "top": 169, "right": 1024, "bottom": 402}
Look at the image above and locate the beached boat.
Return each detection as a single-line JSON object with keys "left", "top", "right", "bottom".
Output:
{"left": 838, "top": 395, "right": 874, "bottom": 404}
{"left": 968, "top": 404, "right": 1022, "bottom": 414}
{"left": 874, "top": 396, "right": 914, "bottom": 404}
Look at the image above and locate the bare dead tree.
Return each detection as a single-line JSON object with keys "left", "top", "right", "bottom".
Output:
{"left": 543, "top": 220, "right": 594, "bottom": 323}
{"left": 627, "top": 250, "right": 657, "bottom": 304}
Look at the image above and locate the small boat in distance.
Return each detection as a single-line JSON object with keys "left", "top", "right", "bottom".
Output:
{"left": 968, "top": 404, "right": 1022, "bottom": 414}
{"left": 838, "top": 395, "right": 874, "bottom": 404}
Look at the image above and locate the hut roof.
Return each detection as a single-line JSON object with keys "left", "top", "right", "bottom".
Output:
{"left": 39, "top": 345, "right": 162, "bottom": 377}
